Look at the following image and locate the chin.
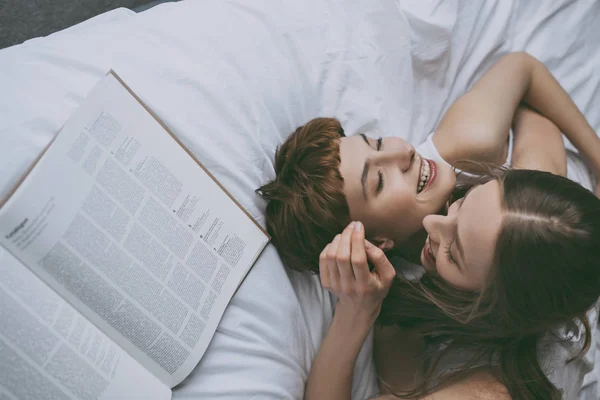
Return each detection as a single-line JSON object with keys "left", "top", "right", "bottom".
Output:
{"left": 438, "top": 166, "right": 457, "bottom": 197}
{"left": 433, "top": 184, "right": 455, "bottom": 214}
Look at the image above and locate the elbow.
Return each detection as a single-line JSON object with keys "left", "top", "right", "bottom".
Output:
{"left": 504, "top": 51, "right": 537, "bottom": 69}
{"left": 505, "top": 51, "right": 533, "bottom": 60}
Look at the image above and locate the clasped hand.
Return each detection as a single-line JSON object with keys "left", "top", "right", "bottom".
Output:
{"left": 319, "top": 221, "right": 396, "bottom": 325}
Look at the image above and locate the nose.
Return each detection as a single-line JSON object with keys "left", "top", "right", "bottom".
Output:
{"left": 381, "top": 141, "right": 415, "bottom": 172}
{"left": 422, "top": 213, "right": 453, "bottom": 248}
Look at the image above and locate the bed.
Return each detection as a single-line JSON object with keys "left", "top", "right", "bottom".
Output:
{"left": 1, "top": 0, "right": 599, "bottom": 398}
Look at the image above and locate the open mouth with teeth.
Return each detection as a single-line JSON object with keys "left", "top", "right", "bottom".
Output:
{"left": 417, "top": 158, "right": 437, "bottom": 194}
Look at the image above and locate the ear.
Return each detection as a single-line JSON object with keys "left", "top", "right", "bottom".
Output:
{"left": 370, "top": 237, "right": 395, "bottom": 251}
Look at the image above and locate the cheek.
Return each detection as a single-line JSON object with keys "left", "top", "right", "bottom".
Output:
{"left": 436, "top": 264, "right": 467, "bottom": 290}
{"left": 437, "top": 264, "right": 483, "bottom": 292}
{"left": 386, "top": 191, "right": 421, "bottom": 227}
{"left": 363, "top": 191, "right": 416, "bottom": 239}
{"left": 386, "top": 185, "right": 415, "bottom": 214}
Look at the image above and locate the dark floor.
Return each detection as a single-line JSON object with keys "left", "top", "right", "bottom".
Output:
{"left": 0, "top": 0, "right": 178, "bottom": 49}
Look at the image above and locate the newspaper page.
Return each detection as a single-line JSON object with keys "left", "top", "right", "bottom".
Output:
{"left": 0, "top": 247, "right": 171, "bottom": 400}
{"left": 0, "top": 72, "right": 268, "bottom": 387}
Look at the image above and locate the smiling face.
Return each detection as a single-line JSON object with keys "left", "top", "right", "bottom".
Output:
{"left": 421, "top": 180, "right": 504, "bottom": 291}
{"left": 339, "top": 134, "right": 456, "bottom": 247}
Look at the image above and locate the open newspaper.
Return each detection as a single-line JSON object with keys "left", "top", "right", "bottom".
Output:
{"left": 0, "top": 72, "right": 269, "bottom": 400}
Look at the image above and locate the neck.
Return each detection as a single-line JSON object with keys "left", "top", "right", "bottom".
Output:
{"left": 395, "top": 230, "right": 428, "bottom": 264}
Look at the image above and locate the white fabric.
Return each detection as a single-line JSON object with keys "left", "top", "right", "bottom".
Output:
{"left": 416, "top": 134, "right": 449, "bottom": 171}
{"left": 1, "top": 0, "right": 600, "bottom": 399}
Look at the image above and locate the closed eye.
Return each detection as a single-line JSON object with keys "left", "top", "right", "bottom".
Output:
{"left": 376, "top": 170, "right": 384, "bottom": 194}
{"left": 445, "top": 192, "right": 471, "bottom": 270}
{"left": 444, "top": 239, "right": 457, "bottom": 265}
{"left": 375, "top": 138, "right": 383, "bottom": 194}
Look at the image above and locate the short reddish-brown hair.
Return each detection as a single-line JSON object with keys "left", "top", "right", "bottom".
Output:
{"left": 256, "top": 118, "right": 350, "bottom": 273}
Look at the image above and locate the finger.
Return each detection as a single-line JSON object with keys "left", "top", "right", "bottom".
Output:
{"left": 336, "top": 222, "right": 357, "bottom": 291}
{"left": 319, "top": 244, "right": 331, "bottom": 289}
{"left": 365, "top": 241, "right": 396, "bottom": 287}
{"left": 327, "top": 234, "right": 342, "bottom": 290}
{"left": 350, "top": 221, "right": 370, "bottom": 283}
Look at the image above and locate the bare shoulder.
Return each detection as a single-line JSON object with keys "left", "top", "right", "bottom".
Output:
{"left": 371, "top": 370, "right": 510, "bottom": 400}
{"left": 423, "top": 370, "right": 510, "bottom": 400}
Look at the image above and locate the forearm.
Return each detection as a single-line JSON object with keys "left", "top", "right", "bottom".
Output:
{"left": 305, "top": 309, "right": 374, "bottom": 400}
{"left": 522, "top": 54, "right": 600, "bottom": 173}
{"left": 311, "top": 222, "right": 396, "bottom": 399}
{"left": 511, "top": 106, "right": 567, "bottom": 176}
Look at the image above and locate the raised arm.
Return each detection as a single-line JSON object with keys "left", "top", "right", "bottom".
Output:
{"left": 305, "top": 221, "right": 395, "bottom": 400}
{"left": 433, "top": 52, "right": 600, "bottom": 191}
{"left": 510, "top": 107, "right": 567, "bottom": 176}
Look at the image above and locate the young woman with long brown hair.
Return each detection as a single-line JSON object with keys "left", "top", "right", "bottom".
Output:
{"left": 307, "top": 169, "right": 600, "bottom": 399}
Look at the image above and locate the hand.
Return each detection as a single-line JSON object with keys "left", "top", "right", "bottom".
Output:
{"left": 319, "top": 221, "right": 396, "bottom": 325}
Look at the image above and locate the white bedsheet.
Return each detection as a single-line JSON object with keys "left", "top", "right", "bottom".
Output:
{"left": 1, "top": 0, "right": 599, "bottom": 399}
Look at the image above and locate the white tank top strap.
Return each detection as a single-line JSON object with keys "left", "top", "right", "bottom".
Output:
{"left": 415, "top": 133, "right": 453, "bottom": 169}
{"left": 416, "top": 130, "right": 515, "bottom": 177}
{"left": 505, "top": 128, "right": 514, "bottom": 166}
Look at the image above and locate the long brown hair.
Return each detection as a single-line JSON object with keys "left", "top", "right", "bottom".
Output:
{"left": 379, "top": 169, "right": 600, "bottom": 399}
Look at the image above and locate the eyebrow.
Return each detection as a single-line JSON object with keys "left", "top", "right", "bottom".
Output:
{"left": 360, "top": 133, "right": 369, "bottom": 146}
